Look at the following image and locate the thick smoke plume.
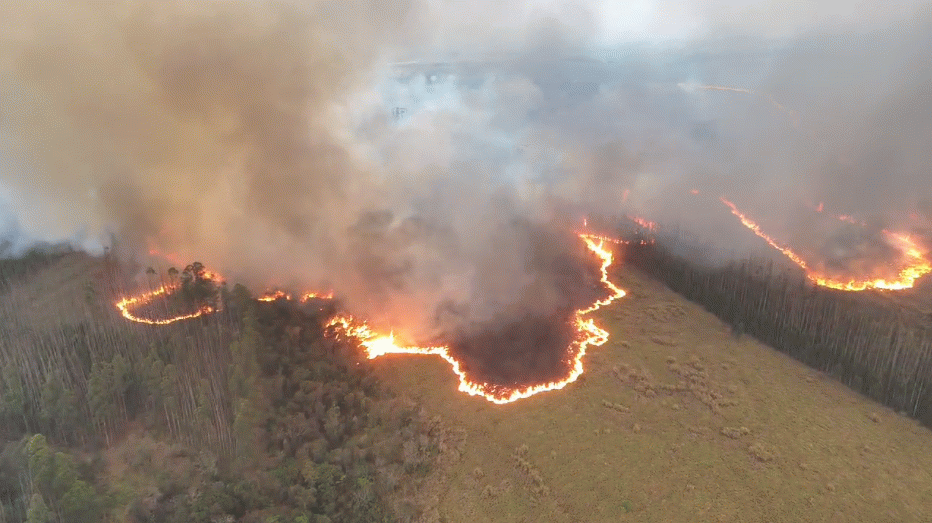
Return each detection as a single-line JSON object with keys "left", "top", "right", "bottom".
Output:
{"left": 2, "top": 0, "right": 931, "bottom": 345}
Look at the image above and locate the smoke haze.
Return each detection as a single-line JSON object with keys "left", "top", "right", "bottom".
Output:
{"left": 1, "top": 0, "right": 931, "bottom": 339}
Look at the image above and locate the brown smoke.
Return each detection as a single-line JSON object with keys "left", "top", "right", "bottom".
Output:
{"left": 0, "top": 0, "right": 619, "bottom": 342}
{"left": 0, "top": 0, "right": 418, "bottom": 293}
{"left": 4, "top": 0, "right": 931, "bottom": 341}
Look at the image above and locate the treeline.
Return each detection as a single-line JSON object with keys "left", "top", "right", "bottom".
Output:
{"left": 0, "top": 244, "right": 72, "bottom": 293}
{"left": 624, "top": 237, "right": 932, "bottom": 429}
{"left": 0, "top": 255, "right": 441, "bottom": 522}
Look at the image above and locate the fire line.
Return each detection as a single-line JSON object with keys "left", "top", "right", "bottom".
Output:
{"left": 720, "top": 196, "right": 932, "bottom": 291}
{"left": 326, "top": 232, "right": 627, "bottom": 404}
{"left": 115, "top": 284, "right": 216, "bottom": 325}
{"left": 117, "top": 232, "right": 627, "bottom": 403}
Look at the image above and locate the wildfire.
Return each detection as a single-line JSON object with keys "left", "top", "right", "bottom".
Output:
{"left": 115, "top": 284, "right": 216, "bottom": 325}
{"left": 258, "top": 290, "right": 290, "bottom": 302}
{"left": 628, "top": 215, "right": 657, "bottom": 231}
{"left": 119, "top": 283, "right": 334, "bottom": 324}
{"left": 720, "top": 197, "right": 811, "bottom": 269}
{"left": 809, "top": 201, "right": 866, "bottom": 226}
{"left": 326, "top": 232, "right": 627, "bottom": 404}
{"left": 301, "top": 291, "right": 334, "bottom": 301}
{"left": 258, "top": 290, "right": 335, "bottom": 302}
{"left": 116, "top": 260, "right": 225, "bottom": 324}
{"left": 119, "top": 233, "right": 627, "bottom": 403}
{"left": 721, "top": 197, "right": 932, "bottom": 291}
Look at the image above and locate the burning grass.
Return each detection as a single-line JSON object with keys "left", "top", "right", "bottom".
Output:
{"left": 720, "top": 196, "right": 932, "bottom": 291}
{"left": 116, "top": 231, "right": 628, "bottom": 405}
{"left": 325, "top": 232, "right": 626, "bottom": 404}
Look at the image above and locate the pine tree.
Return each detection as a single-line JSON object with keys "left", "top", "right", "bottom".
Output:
{"left": 24, "top": 493, "right": 51, "bottom": 523}
{"left": 87, "top": 362, "right": 116, "bottom": 444}
{"left": 0, "top": 364, "right": 27, "bottom": 434}
{"left": 38, "top": 374, "right": 79, "bottom": 442}
{"left": 228, "top": 308, "right": 266, "bottom": 470}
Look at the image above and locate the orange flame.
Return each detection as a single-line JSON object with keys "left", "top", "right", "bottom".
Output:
{"left": 627, "top": 215, "right": 657, "bottom": 231}
{"left": 301, "top": 291, "right": 334, "bottom": 301}
{"left": 721, "top": 197, "right": 932, "bottom": 291}
{"left": 115, "top": 284, "right": 215, "bottom": 325}
{"left": 147, "top": 247, "right": 185, "bottom": 267}
{"left": 720, "top": 197, "right": 811, "bottom": 269}
{"left": 118, "top": 234, "right": 627, "bottom": 402}
{"left": 258, "top": 290, "right": 291, "bottom": 302}
{"left": 258, "top": 289, "right": 334, "bottom": 302}
{"left": 326, "top": 232, "right": 627, "bottom": 404}
{"left": 809, "top": 201, "right": 867, "bottom": 226}
{"left": 116, "top": 258, "right": 224, "bottom": 323}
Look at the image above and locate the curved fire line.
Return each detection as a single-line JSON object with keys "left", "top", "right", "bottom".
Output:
{"left": 326, "top": 232, "right": 627, "bottom": 404}
{"left": 116, "top": 232, "right": 627, "bottom": 403}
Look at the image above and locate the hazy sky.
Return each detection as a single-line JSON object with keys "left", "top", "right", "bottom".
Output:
{"left": 413, "top": 0, "right": 932, "bottom": 52}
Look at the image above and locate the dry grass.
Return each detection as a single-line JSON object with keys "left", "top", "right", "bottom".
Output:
{"left": 373, "top": 266, "right": 932, "bottom": 523}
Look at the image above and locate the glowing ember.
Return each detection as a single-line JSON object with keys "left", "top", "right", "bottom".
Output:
{"left": 721, "top": 197, "right": 932, "bottom": 291}
{"left": 326, "top": 232, "right": 627, "bottom": 404}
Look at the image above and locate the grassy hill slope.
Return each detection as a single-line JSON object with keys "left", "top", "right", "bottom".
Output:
{"left": 373, "top": 265, "right": 932, "bottom": 522}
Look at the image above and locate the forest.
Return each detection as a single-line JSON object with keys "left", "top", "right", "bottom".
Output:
{"left": 0, "top": 249, "right": 444, "bottom": 523}
{"left": 624, "top": 230, "right": 932, "bottom": 429}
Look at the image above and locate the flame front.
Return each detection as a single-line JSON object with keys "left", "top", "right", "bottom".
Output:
{"left": 115, "top": 284, "right": 216, "bottom": 325}
{"left": 326, "top": 232, "right": 627, "bottom": 404}
{"left": 721, "top": 197, "right": 932, "bottom": 291}
{"left": 720, "top": 197, "right": 812, "bottom": 269}
{"left": 117, "top": 233, "right": 626, "bottom": 403}
{"left": 628, "top": 215, "right": 657, "bottom": 231}
{"left": 258, "top": 290, "right": 291, "bottom": 302}
{"left": 259, "top": 290, "right": 335, "bottom": 302}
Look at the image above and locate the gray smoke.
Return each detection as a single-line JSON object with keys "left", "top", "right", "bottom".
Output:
{"left": 1, "top": 0, "right": 931, "bottom": 341}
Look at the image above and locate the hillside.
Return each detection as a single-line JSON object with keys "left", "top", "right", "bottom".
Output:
{"left": 373, "top": 264, "right": 932, "bottom": 522}
{"left": 3, "top": 253, "right": 932, "bottom": 522}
